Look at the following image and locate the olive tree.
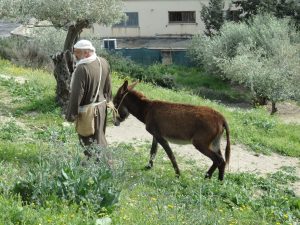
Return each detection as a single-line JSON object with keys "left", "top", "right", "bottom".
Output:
{"left": 232, "top": 0, "right": 300, "bottom": 29}
{"left": 189, "top": 14, "right": 300, "bottom": 114}
{"left": 0, "top": 0, "right": 124, "bottom": 111}
{"left": 221, "top": 42, "right": 300, "bottom": 114}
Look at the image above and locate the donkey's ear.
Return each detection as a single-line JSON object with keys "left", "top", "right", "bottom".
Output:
{"left": 128, "top": 81, "right": 139, "bottom": 91}
{"left": 120, "top": 80, "right": 129, "bottom": 94}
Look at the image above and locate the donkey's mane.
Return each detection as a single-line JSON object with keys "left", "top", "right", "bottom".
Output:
{"left": 129, "top": 89, "right": 149, "bottom": 101}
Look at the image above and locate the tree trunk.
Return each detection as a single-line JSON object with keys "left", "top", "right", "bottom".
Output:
{"left": 271, "top": 101, "right": 278, "bottom": 115}
{"left": 52, "top": 20, "right": 90, "bottom": 113}
{"left": 63, "top": 20, "right": 90, "bottom": 51}
{"left": 51, "top": 50, "right": 73, "bottom": 113}
{"left": 252, "top": 95, "right": 268, "bottom": 107}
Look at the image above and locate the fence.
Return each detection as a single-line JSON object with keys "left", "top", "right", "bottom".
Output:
{"left": 113, "top": 48, "right": 194, "bottom": 66}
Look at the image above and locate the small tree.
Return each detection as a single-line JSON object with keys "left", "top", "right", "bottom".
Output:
{"left": 189, "top": 14, "right": 300, "bottom": 113}
{"left": 201, "top": 0, "right": 225, "bottom": 36}
{"left": 0, "top": 0, "right": 124, "bottom": 111}
{"left": 232, "top": 0, "right": 300, "bottom": 29}
{"left": 221, "top": 43, "right": 300, "bottom": 114}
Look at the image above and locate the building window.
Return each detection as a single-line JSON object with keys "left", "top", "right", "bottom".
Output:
{"left": 169, "top": 11, "right": 196, "bottom": 23}
{"left": 113, "top": 12, "right": 139, "bottom": 27}
{"left": 103, "top": 39, "right": 117, "bottom": 50}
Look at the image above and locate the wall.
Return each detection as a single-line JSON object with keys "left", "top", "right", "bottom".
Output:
{"left": 84, "top": 0, "right": 210, "bottom": 38}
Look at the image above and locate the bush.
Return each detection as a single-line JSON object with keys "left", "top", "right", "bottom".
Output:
{"left": 143, "top": 64, "right": 176, "bottom": 89}
{"left": 12, "top": 144, "right": 124, "bottom": 213}
{"left": 107, "top": 53, "right": 146, "bottom": 81}
{"left": 188, "top": 21, "right": 251, "bottom": 74}
{"left": 189, "top": 14, "right": 300, "bottom": 109}
{"left": 102, "top": 52, "right": 177, "bottom": 89}
{"left": 0, "top": 28, "right": 66, "bottom": 71}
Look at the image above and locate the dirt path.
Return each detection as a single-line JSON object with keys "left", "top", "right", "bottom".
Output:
{"left": 106, "top": 115, "right": 300, "bottom": 196}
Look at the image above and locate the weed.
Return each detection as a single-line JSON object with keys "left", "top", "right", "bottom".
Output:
{"left": 12, "top": 144, "right": 124, "bottom": 213}
{"left": 0, "top": 118, "right": 26, "bottom": 141}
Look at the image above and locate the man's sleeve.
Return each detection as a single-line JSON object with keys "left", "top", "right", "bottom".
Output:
{"left": 103, "top": 61, "right": 113, "bottom": 102}
{"left": 65, "top": 66, "right": 86, "bottom": 122}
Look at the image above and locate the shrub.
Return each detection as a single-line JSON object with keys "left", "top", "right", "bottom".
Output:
{"left": 0, "top": 28, "right": 66, "bottom": 71}
{"left": 189, "top": 14, "right": 300, "bottom": 110}
{"left": 0, "top": 119, "right": 26, "bottom": 141}
{"left": 12, "top": 144, "right": 124, "bottom": 213}
{"left": 221, "top": 42, "right": 300, "bottom": 107}
{"left": 143, "top": 64, "right": 176, "bottom": 89}
{"left": 108, "top": 53, "right": 146, "bottom": 81}
{"left": 188, "top": 21, "right": 251, "bottom": 74}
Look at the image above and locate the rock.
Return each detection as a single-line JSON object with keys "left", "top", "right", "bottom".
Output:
{"left": 95, "top": 217, "right": 112, "bottom": 225}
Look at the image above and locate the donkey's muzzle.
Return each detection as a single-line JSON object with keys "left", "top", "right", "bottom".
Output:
{"left": 114, "top": 119, "right": 121, "bottom": 126}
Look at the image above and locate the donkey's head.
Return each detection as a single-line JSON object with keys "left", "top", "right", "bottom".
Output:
{"left": 113, "top": 80, "right": 138, "bottom": 126}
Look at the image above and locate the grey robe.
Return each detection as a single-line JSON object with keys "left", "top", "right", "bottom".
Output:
{"left": 66, "top": 57, "right": 112, "bottom": 147}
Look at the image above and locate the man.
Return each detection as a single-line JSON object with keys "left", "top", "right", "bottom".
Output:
{"left": 65, "top": 39, "right": 112, "bottom": 153}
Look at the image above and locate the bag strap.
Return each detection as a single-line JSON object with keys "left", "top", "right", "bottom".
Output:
{"left": 92, "top": 57, "right": 102, "bottom": 103}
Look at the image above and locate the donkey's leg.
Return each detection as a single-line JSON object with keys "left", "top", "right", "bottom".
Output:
{"left": 193, "top": 141, "right": 225, "bottom": 180}
{"left": 156, "top": 136, "right": 180, "bottom": 176}
{"left": 217, "top": 150, "right": 226, "bottom": 181}
{"left": 204, "top": 149, "right": 226, "bottom": 180}
{"left": 145, "top": 136, "right": 158, "bottom": 169}
{"left": 205, "top": 164, "right": 218, "bottom": 179}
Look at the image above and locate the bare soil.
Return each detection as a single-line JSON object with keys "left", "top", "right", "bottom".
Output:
{"left": 266, "top": 101, "right": 300, "bottom": 124}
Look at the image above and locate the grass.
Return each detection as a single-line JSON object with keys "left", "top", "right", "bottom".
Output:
{"left": 172, "top": 66, "right": 251, "bottom": 103}
{"left": 0, "top": 59, "right": 299, "bottom": 224}
{"left": 111, "top": 143, "right": 299, "bottom": 225}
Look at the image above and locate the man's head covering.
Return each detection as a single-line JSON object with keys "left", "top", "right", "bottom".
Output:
{"left": 73, "top": 40, "right": 95, "bottom": 52}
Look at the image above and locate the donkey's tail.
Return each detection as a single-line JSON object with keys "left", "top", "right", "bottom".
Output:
{"left": 223, "top": 120, "right": 231, "bottom": 165}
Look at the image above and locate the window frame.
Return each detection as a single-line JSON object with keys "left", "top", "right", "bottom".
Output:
{"left": 168, "top": 11, "right": 196, "bottom": 24}
{"left": 113, "top": 12, "right": 139, "bottom": 28}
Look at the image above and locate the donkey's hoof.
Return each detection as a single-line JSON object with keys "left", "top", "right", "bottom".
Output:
{"left": 204, "top": 173, "right": 212, "bottom": 179}
{"left": 144, "top": 164, "right": 152, "bottom": 170}
{"left": 175, "top": 173, "right": 181, "bottom": 178}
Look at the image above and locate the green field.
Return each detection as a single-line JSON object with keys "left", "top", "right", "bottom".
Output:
{"left": 0, "top": 59, "right": 299, "bottom": 224}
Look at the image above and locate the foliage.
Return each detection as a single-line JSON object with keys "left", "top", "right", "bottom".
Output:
{"left": 12, "top": 144, "right": 123, "bottom": 213}
{"left": 189, "top": 14, "right": 300, "bottom": 107}
{"left": 0, "top": 119, "right": 25, "bottom": 141}
{"left": 0, "top": 195, "right": 96, "bottom": 225}
{"left": 0, "top": 0, "right": 124, "bottom": 27}
{"left": 0, "top": 0, "right": 124, "bottom": 53}
{"left": 188, "top": 21, "right": 251, "bottom": 73}
{"left": 0, "top": 27, "right": 67, "bottom": 70}
{"left": 232, "top": 0, "right": 300, "bottom": 29}
{"left": 0, "top": 36, "right": 52, "bottom": 70}
{"left": 221, "top": 42, "right": 300, "bottom": 104}
{"left": 201, "top": 0, "right": 226, "bottom": 36}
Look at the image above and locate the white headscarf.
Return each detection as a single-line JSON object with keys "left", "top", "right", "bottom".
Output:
{"left": 71, "top": 40, "right": 97, "bottom": 87}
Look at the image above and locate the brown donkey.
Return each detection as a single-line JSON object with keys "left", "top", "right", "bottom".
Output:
{"left": 113, "top": 81, "right": 231, "bottom": 180}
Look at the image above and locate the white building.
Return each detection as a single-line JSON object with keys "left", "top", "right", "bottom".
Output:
{"left": 82, "top": 0, "right": 230, "bottom": 65}
{"left": 89, "top": 0, "right": 210, "bottom": 39}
